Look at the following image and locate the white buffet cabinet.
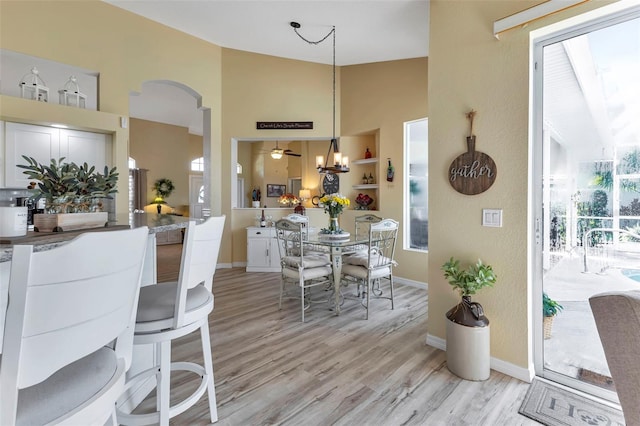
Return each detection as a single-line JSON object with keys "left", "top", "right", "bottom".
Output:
{"left": 246, "top": 226, "right": 281, "bottom": 272}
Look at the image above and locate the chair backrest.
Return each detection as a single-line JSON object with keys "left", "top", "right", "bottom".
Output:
{"left": 355, "top": 214, "right": 383, "bottom": 240}
{"left": 367, "top": 219, "right": 399, "bottom": 270}
{"left": 589, "top": 290, "right": 640, "bottom": 426}
{"left": 1, "top": 226, "right": 149, "bottom": 420}
{"left": 275, "top": 219, "right": 305, "bottom": 261}
{"left": 174, "top": 215, "right": 226, "bottom": 326}
{"left": 284, "top": 213, "right": 309, "bottom": 238}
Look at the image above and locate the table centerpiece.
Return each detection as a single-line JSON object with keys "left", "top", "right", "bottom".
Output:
{"left": 319, "top": 193, "right": 350, "bottom": 238}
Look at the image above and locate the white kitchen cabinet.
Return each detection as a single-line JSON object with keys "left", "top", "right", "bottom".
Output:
{"left": 4, "top": 122, "right": 110, "bottom": 189}
{"left": 246, "top": 226, "right": 281, "bottom": 272}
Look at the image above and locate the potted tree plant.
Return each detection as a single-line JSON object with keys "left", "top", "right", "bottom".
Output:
{"left": 543, "top": 292, "right": 563, "bottom": 339}
{"left": 441, "top": 257, "right": 497, "bottom": 381}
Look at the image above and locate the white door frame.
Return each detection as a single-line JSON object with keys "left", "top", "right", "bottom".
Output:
{"left": 530, "top": 1, "right": 640, "bottom": 399}
{"left": 189, "top": 174, "right": 204, "bottom": 218}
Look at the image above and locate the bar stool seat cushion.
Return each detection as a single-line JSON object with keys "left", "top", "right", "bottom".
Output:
{"left": 135, "top": 283, "right": 212, "bottom": 329}
{"left": 15, "top": 347, "right": 117, "bottom": 426}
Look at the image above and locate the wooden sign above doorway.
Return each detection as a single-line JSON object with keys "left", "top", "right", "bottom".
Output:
{"left": 256, "top": 121, "right": 313, "bottom": 130}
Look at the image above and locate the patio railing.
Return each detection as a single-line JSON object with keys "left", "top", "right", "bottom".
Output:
{"left": 583, "top": 228, "right": 640, "bottom": 273}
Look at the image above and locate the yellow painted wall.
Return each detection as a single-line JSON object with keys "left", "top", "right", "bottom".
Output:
{"left": 129, "top": 118, "right": 200, "bottom": 207}
{"left": 0, "top": 0, "right": 222, "bottom": 222}
{"left": 428, "top": 0, "right": 617, "bottom": 372}
{"left": 220, "top": 48, "right": 340, "bottom": 265}
{"left": 1, "top": 2, "right": 427, "bottom": 283}
{"left": 341, "top": 58, "right": 429, "bottom": 283}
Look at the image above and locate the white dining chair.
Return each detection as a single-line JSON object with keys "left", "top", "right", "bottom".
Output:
{"left": 284, "top": 213, "right": 309, "bottom": 239}
{"left": 342, "top": 219, "right": 399, "bottom": 319}
{"left": 0, "top": 226, "right": 149, "bottom": 426}
{"left": 354, "top": 213, "right": 383, "bottom": 240}
{"left": 276, "top": 218, "right": 333, "bottom": 322}
{"left": 117, "top": 215, "right": 225, "bottom": 426}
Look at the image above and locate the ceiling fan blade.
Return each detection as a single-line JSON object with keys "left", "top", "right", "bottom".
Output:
{"left": 285, "top": 152, "right": 301, "bottom": 157}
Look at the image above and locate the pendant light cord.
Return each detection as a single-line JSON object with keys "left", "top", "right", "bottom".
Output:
{"left": 291, "top": 22, "right": 346, "bottom": 173}
{"left": 291, "top": 23, "right": 337, "bottom": 142}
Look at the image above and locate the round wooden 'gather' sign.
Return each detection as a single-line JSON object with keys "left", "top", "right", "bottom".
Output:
{"left": 449, "top": 136, "right": 497, "bottom": 195}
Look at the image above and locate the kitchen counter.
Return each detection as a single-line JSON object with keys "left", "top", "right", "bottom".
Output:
{"left": 0, "top": 213, "right": 194, "bottom": 262}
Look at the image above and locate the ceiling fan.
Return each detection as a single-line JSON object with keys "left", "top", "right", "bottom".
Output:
{"left": 270, "top": 141, "right": 301, "bottom": 159}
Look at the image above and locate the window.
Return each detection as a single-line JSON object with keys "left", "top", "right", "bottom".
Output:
{"left": 191, "top": 157, "right": 204, "bottom": 172}
{"left": 404, "top": 118, "right": 428, "bottom": 251}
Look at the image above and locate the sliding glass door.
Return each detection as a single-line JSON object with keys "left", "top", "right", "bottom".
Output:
{"left": 533, "top": 6, "right": 640, "bottom": 400}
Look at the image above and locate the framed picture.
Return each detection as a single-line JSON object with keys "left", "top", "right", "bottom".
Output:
{"left": 266, "top": 184, "right": 286, "bottom": 197}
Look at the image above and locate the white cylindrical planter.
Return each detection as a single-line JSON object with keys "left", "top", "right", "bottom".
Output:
{"left": 446, "top": 319, "right": 490, "bottom": 381}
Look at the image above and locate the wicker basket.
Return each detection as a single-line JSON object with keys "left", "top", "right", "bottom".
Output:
{"left": 543, "top": 315, "right": 554, "bottom": 339}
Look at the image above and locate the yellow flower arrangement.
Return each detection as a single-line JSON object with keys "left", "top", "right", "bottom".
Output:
{"left": 319, "top": 193, "right": 350, "bottom": 217}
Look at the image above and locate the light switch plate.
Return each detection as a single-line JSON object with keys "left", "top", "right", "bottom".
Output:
{"left": 482, "top": 209, "right": 502, "bottom": 227}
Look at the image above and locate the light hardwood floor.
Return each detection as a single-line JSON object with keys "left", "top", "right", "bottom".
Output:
{"left": 145, "top": 244, "right": 538, "bottom": 425}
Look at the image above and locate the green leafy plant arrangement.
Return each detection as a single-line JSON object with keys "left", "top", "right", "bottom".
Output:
{"left": 543, "top": 292, "right": 563, "bottom": 317}
{"left": 441, "top": 257, "right": 497, "bottom": 297}
{"left": 17, "top": 156, "right": 118, "bottom": 212}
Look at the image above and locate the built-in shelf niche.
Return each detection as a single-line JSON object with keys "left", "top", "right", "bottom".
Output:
{"left": 0, "top": 49, "right": 99, "bottom": 111}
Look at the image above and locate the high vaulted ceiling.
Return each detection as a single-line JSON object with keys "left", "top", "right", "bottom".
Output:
{"left": 103, "top": 0, "right": 430, "bottom": 66}
{"left": 103, "top": 0, "right": 430, "bottom": 134}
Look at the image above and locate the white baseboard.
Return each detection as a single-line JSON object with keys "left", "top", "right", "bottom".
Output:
{"left": 425, "top": 333, "right": 533, "bottom": 383}
{"left": 216, "top": 262, "right": 233, "bottom": 269}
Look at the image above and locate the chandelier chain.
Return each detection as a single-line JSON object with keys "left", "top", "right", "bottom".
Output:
{"left": 292, "top": 26, "right": 335, "bottom": 45}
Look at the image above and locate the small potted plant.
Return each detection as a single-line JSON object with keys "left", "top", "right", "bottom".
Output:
{"left": 543, "top": 292, "right": 563, "bottom": 339}
{"left": 441, "top": 257, "right": 497, "bottom": 381}
{"left": 251, "top": 188, "right": 261, "bottom": 208}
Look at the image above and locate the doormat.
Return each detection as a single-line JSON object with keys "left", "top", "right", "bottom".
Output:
{"left": 519, "top": 377, "right": 625, "bottom": 426}
{"left": 577, "top": 368, "right": 616, "bottom": 393}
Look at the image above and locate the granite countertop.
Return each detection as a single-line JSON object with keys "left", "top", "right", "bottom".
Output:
{"left": 0, "top": 213, "right": 195, "bottom": 262}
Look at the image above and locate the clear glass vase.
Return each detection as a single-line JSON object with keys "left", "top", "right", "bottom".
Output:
{"left": 328, "top": 216, "right": 340, "bottom": 233}
{"left": 45, "top": 196, "right": 72, "bottom": 214}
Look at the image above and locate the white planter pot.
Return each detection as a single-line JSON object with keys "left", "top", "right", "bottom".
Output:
{"left": 446, "top": 319, "right": 490, "bottom": 381}
{"left": 252, "top": 201, "right": 261, "bottom": 208}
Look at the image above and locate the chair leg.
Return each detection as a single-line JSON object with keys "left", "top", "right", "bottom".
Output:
{"left": 279, "top": 276, "right": 285, "bottom": 310}
{"left": 108, "top": 410, "right": 118, "bottom": 426}
{"left": 366, "top": 279, "right": 371, "bottom": 320}
{"left": 200, "top": 322, "right": 219, "bottom": 423}
{"left": 157, "top": 340, "right": 171, "bottom": 426}
{"left": 301, "top": 282, "right": 305, "bottom": 322}
{"left": 390, "top": 274, "right": 395, "bottom": 310}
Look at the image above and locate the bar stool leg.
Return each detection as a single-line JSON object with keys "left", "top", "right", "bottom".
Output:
{"left": 158, "top": 341, "right": 171, "bottom": 426}
{"left": 200, "top": 322, "right": 218, "bottom": 423}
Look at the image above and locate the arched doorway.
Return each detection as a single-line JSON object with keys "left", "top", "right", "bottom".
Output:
{"left": 128, "top": 80, "right": 211, "bottom": 216}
